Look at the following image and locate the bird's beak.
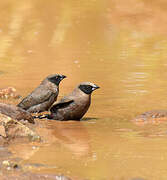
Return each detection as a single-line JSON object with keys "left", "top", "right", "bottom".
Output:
{"left": 92, "top": 84, "right": 100, "bottom": 91}
{"left": 60, "top": 75, "right": 66, "bottom": 80}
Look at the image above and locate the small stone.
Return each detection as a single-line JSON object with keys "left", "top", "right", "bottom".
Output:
{"left": 2, "top": 160, "right": 10, "bottom": 166}
{"left": 13, "top": 164, "right": 19, "bottom": 169}
{"left": 7, "top": 117, "right": 11, "bottom": 120}
{"left": 7, "top": 167, "right": 11, "bottom": 170}
{"left": 0, "top": 87, "right": 21, "bottom": 99}
{"left": 32, "top": 146, "right": 36, "bottom": 150}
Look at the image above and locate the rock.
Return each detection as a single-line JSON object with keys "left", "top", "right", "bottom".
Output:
{"left": 0, "top": 87, "right": 21, "bottom": 99}
{"left": 0, "top": 103, "right": 34, "bottom": 124}
{"left": 0, "top": 125, "right": 6, "bottom": 137}
{"left": 2, "top": 160, "right": 10, "bottom": 166}
{"left": 2, "top": 160, "right": 19, "bottom": 170}
{"left": 132, "top": 110, "right": 167, "bottom": 125}
{"left": 0, "top": 113, "right": 40, "bottom": 141}
{"left": 135, "top": 110, "right": 167, "bottom": 119}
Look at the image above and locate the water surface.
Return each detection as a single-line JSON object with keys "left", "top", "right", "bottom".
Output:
{"left": 1, "top": 0, "right": 167, "bottom": 179}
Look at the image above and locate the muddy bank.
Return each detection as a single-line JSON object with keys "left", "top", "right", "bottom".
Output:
{"left": 0, "top": 110, "right": 81, "bottom": 179}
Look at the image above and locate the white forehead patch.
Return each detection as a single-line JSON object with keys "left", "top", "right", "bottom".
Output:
{"left": 80, "top": 82, "right": 96, "bottom": 87}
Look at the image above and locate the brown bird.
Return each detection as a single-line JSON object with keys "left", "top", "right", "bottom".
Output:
{"left": 17, "top": 74, "right": 66, "bottom": 113}
{"left": 0, "top": 103, "right": 34, "bottom": 123}
{"left": 43, "top": 82, "right": 100, "bottom": 121}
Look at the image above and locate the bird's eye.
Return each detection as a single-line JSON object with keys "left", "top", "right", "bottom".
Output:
{"left": 83, "top": 85, "right": 92, "bottom": 93}
{"left": 87, "top": 86, "right": 92, "bottom": 91}
{"left": 79, "top": 84, "right": 94, "bottom": 94}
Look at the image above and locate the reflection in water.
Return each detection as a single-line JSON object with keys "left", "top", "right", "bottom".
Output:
{"left": 8, "top": 142, "right": 40, "bottom": 161}
{"left": 8, "top": 121, "right": 90, "bottom": 164}
{"left": 0, "top": 71, "right": 4, "bottom": 75}
{"left": 50, "top": 2, "right": 72, "bottom": 46}
{"left": 0, "top": 1, "right": 32, "bottom": 59}
{"left": 52, "top": 121, "right": 90, "bottom": 157}
{"left": 2, "top": 0, "right": 167, "bottom": 179}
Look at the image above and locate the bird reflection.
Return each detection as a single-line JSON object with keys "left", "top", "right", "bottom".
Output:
{"left": 7, "top": 120, "right": 92, "bottom": 162}
{"left": 52, "top": 121, "right": 91, "bottom": 157}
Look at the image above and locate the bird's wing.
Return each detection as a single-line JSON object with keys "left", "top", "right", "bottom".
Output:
{"left": 50, "top": 99, "right": 74, "bottom": 113}
{"left": 18, "top": 88, "right": 55, "bottom": 109}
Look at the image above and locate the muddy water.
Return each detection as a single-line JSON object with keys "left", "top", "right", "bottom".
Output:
{"left": 1, "top": 0, "right": 167, "bottom": 179}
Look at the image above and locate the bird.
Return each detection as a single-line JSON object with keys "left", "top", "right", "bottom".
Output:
{"left": 17, "top": 74, "right": 66, "bottom": 113}
{"left": 40, "top": 82, "right": 100, "bottom": 121}
{"left": 0, "top": 103, "right": 34, "bottom": 123}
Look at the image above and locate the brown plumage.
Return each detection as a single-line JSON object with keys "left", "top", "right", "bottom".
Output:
{"left": 0, "top": 103, "right": 34, "bottom": 123}
{"left": 43, "top": 82, "right": 100, "bottom": 121}
{"left": 17, "top": 74, "right": 66, "bottom": 113}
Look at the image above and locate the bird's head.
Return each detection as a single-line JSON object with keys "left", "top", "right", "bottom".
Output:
{"left": 47, "top": 74, "right": 66, "bottom": 86}
{"left": 78, "top": 82, "right": 100, "bottom": 94}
